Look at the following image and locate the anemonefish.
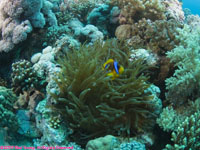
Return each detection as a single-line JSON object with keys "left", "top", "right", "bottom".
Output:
{"left": 103, "top": 59, "right": 124, "bottom": 80}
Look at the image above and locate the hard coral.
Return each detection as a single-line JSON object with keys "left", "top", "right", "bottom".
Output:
{"left": 87, "top": 4, "right": 117, "bottom": 36}
{"left": 0, "top": 0, "right": 57, "bottom": 52}
{"left": 14, "top": 89, "right": 44, "bottom": 115}
{"left": 185, "top": 14, "right": 200, "bottom": 30}
{"left": 164, "top": 112, "right": 200, "bottom": 150}
{"left": 161, "top": 0, "right": 185, "bottom": 23}
{"left": 157, "top": 98, "right": 200, "bottom": 134}
{"left": 111, "top": 0, "right": 166, "bottom": 24}
{"left": 156, "top": 107, "right": 181, "bottom": 132}
{"left": 116, "top": 19, "right": 182, "bottom": 55}
{"left": 86, "top": 135, "right": 119, "bottom": 150}
{"left": 0, "top": 86, "right": 18, "bottom": 131}
{"left": 11, "top": 60, "right": 46, "bottom": 95}
{"left": 0, "top": 77, "right": 7, "bottom": 87}
{"left": 50, "top": 39, "right": 160, "bottom": 145}
{"left": 165, "top": 25, "right": 200, "bottom": 105}
{"left": 116, "top": 19, "right": 182, "bottom": 83}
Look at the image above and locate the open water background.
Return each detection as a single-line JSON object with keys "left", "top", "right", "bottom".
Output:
{"left": 182, "top": 0, "right": 200, "bottom": 15}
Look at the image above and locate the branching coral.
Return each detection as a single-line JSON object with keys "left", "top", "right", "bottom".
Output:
{"left": 49, "top": 39, "right": 161, "bottom": 145}
{"left": 165, "top": 25, "right": 200, "bottom": 105}
{"left": 157, "top": 98, "right": 200, "bottom": 134}
{"left": 164, "top": 111, "right": 200, "bottom": 150}
{"left": 157, "top": 107, "right": 184, "bottom": 132}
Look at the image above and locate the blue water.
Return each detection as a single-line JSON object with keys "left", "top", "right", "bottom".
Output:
{"left": 182, "top": 0, "right": 200, "bottom": 15}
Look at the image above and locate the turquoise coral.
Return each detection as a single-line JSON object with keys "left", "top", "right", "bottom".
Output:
{"left": 165, "top": 25, "right": 200, "bottom": 105}
{"left": 0, "top": 86, "right": 18, "bottom": 131}
{"left": 164, "top": 112, "right": 200, "bottom": 150}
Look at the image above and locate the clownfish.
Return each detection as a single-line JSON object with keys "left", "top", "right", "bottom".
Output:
{"left": 103, "top": 59, "right": 124, "bottom": 80}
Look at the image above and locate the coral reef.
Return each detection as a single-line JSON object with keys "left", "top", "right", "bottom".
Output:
{"left": 48, "top": 115, "right": 62, "bottom": 129}
{"left": 165, "top": 25, "right": 200, "bottom": 105}
{"left": 156, "top": 107, "right": 182, "bottom": 132}
{"left": 86, "top": 134, "right": 147, "bottom": 150}
{"left": 111, "top": 0, "right": 166, "bottom": 24}
{"left": 185, "top": 14, "right": 200, "bottom": 30}
{"left": 119, "top": 140, "right": 146, "bottom": 150}
{"left": 32, "top": 46, "right": 59, "bottom": 80}
{"left": 0, "top": 77, "right": 7, "bottom": 87}
{"left": 161, "top": 0, "right": 185, "bottom": 22}
{"left": 157, "top": 98, "right": 200, "bottom": 133}
{"left": 164, "top": 112, "right": 200, "bottom": 150}
{"left": 34, "top": 99, "right": 70, "bottom": 145}
{"left": 87, "top": 4, "right": 118, "bottom": 36}
{"left": 49, "top": 39, "right": 161, "bottom": 145}
{"left": 11, "top": 60, "right": 46, "bottom": 95}
{"left": 129, "top": 49, "right": 158, "bottom": 66}
{"left": 17, "top": 110, "right": 41, "bottom": 138}
{"left": 68, "top": 18, "right": 104, "bottom": 44}
{"left": 86, "top": 135, "right": 147, "bottom": 150}
{"left": 44, "top": 25, "right": 72, "bottom": 46}
{"left": 183, "top": 8, "right": 192, "bottom": 19}
{"left": 0, "top": 86, "right": 18, "bottom": 131}
{"left": 69, "top": 0, "right": 97, "bottom": 22}
{"left": 0, "top": 0, "right": 57, "bottom": 53}
{"left": 86, "top": 135, "right": 119, "bottom": 150}
{"left": 115, "top": 19, "right": 181, "bottom": 55}
{"left": 0, "top": 0, "right": 199, "bottom": 148}
{"left": 14, "top": 89, "right": 45, "bottom": 115}
{"left": 115, "top": 18, "right": 182, "bottom": 82}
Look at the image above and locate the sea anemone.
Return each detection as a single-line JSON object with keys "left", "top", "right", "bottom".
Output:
{"left": 49, "top": 39, "right": 157, "bottom": 145}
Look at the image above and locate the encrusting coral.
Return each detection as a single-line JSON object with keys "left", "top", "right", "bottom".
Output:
{"left": 49, "top": 39, "right": 161, "bottom": 145}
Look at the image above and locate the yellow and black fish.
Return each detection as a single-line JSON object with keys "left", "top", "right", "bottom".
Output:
{"left": 103, "top": 59, "right": 124, "bottom": 80}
